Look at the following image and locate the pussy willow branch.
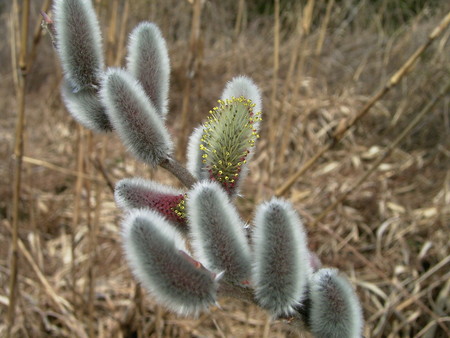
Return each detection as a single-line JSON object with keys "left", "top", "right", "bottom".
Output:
{"left": 159, "top": 156, "right": 197, "bottom": 189}
{"left": 217, "top": 280, "right": 309, "bottom": 328}
{"left": 43, "top": 12, "right": 196, "bottom": 190}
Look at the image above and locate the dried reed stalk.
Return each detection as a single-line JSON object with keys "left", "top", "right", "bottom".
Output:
{"left": 276, "top": 0, "right": 315, "bottom": 172}
{"left": 71, "top": 125, "right": 84, "bottom": 308}
{"left": 275, "top": 10, "right": 450, "bottom": 197}
{"left": 9, "top": 3, "right": 19, "bottom": 90}
{"left": 106, "top": 0, "right": 119, "bottom": 64}
{"left": 85, "top": 132, "right": 95, "bottom": 338}
{"left": 315, "top": 0, "right": 334, "bottom": 56}
{"left": 177, "top": 0, "right": 204, "bottom": 159}
{"left": 114, "top": 0, "right": 130, "bottom": 66}
{"left": 28, "top": 0, "right": 51, "bottom": 68}
{"left": 234, "top": 0, "right": 246, "bottom": 36}
{"left": 23, "top": 155, "right": 103, "bottom": 182}
{"left": 7, "top": 0, "right": 30, "bottom": 336}
{"left": 267, "top": 0, "right": 280, "bottom": 177}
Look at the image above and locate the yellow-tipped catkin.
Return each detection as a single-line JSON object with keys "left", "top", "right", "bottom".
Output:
{"left": 199, "top": 97, "right": 262, "bottom": 194}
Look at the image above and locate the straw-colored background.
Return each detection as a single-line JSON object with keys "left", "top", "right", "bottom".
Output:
{"left": 1, "top": 0, "right": 449, "bottom": 336}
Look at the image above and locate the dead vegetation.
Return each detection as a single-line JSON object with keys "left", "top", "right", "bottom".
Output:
{"left": 1, "top": 0, "right": 449, "bottom": 337}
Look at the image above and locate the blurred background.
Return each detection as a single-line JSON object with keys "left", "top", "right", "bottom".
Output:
{"left": 1, "top": 0, "right": 449, "bottom": 336}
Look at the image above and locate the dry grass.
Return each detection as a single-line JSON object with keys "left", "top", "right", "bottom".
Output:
{"left": 1, "top": 0, "right": 449, "bottom": 337}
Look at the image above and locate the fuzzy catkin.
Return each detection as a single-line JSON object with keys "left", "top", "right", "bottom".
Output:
{"left": 252, "top": 198, "right": 311, "bottom": 316}
{"left": 221, "top": 76, "right": 262, "bottom": 121}
{"left": 115, "top": 178, "right": 187, "bottom": 226}
{"left": 309, "top": 269, "right": 363, "bottom": 338}
{"left": 127, "top": 22, "right": 170, "bottom": 118}
{"left": 53, "top": 0, "right": 104, "bottom": 92}
{"left": 188, "top": 181, "right": 252, "bottom": 284}
{"left": 100, "top": 68, "right": 173, "bottom": 166}
{"left": 122, "top": 209, "right": 217, "bottom": 316}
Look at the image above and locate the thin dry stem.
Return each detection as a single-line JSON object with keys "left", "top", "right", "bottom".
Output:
{"left": 315, "top": 0, "right": 334, "bottom": 56}
{"left": 7, "top": 1, "right": 30, "bottom": 336}
{"left": 22, "top": 155, "right": 103, "bottom": 182}
{"left": 268, "top": 0, "right": 280, "bottom": 178}
{"left": 114, "top": 0, "right": 130, "bottom": 66}
{"left": 276, "top": 0, "right": 315, "bottom": 172}
{"left": 71, "top": 126, "right": 84, "bottom": 308}
{"left": 177, "top": 0, "right": 204, "bottom": 159}
{"left": 28, "top": 0, "right": 51, "bottom": 69}
{"left": 234, "top": 0, "right": 246, "bottom": 36}
{"left": 106, "top": 0, "right": 119, "bottom": 65}
{"left": 85, "top": 132, "right": 95, "bottom": 338}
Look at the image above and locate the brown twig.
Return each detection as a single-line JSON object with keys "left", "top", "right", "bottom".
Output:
{"left": 71, "top": 125, "right": 84, "bottom": 310}
{"left": 267, "top": 0, "right": 280, "bottom": 178}
{"left": 114, "top": 0, "right": 130, "bottom": 66}
{"left": 275, "top": 10, "right": 450, "bottom": 197}
{"left": 91, "top": 156, "right": 115, "bottom": 194}
{"left": 22, "top": 155, "right": 103, "bottom": 181}
{"left": 7, "top": 0, "right": 30, "bottom": 336}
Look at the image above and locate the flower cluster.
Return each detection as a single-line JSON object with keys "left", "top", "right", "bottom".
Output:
{"left": 199, "top": 97, "right": 262, "bottom": 193}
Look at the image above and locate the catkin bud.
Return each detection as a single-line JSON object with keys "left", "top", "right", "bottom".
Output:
{"left": 100, "top": 68, "right": 173, "bottom": 166}
{"left": 188, "top": 181, "right": 252, "bottom": 284}
{"left": 309, "top": 268, "right": 363, "bottom": 338}
{"left": 53, "top": 0, "right": 104, "bottom": 92}
{"left": 252, "top": 198, "right": 311, "bottom": 316}
{"left": 115, "top": 178, "right": 187, "bottom": 227}
{"left": 198, "top": 94, "right": 262, "bottom": 195}
{"left": 122, "top": 209, "right": 217, "bottom": 316}
{"left": 127, "top": 22, "right": 170, "bottom": 118}
{"left": 61, "top": 80, "right": 112, "bottom": 132}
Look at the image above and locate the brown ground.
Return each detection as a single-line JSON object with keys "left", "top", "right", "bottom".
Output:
{"left": 1, "top": 1, "right": 449, "bottom": 337}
